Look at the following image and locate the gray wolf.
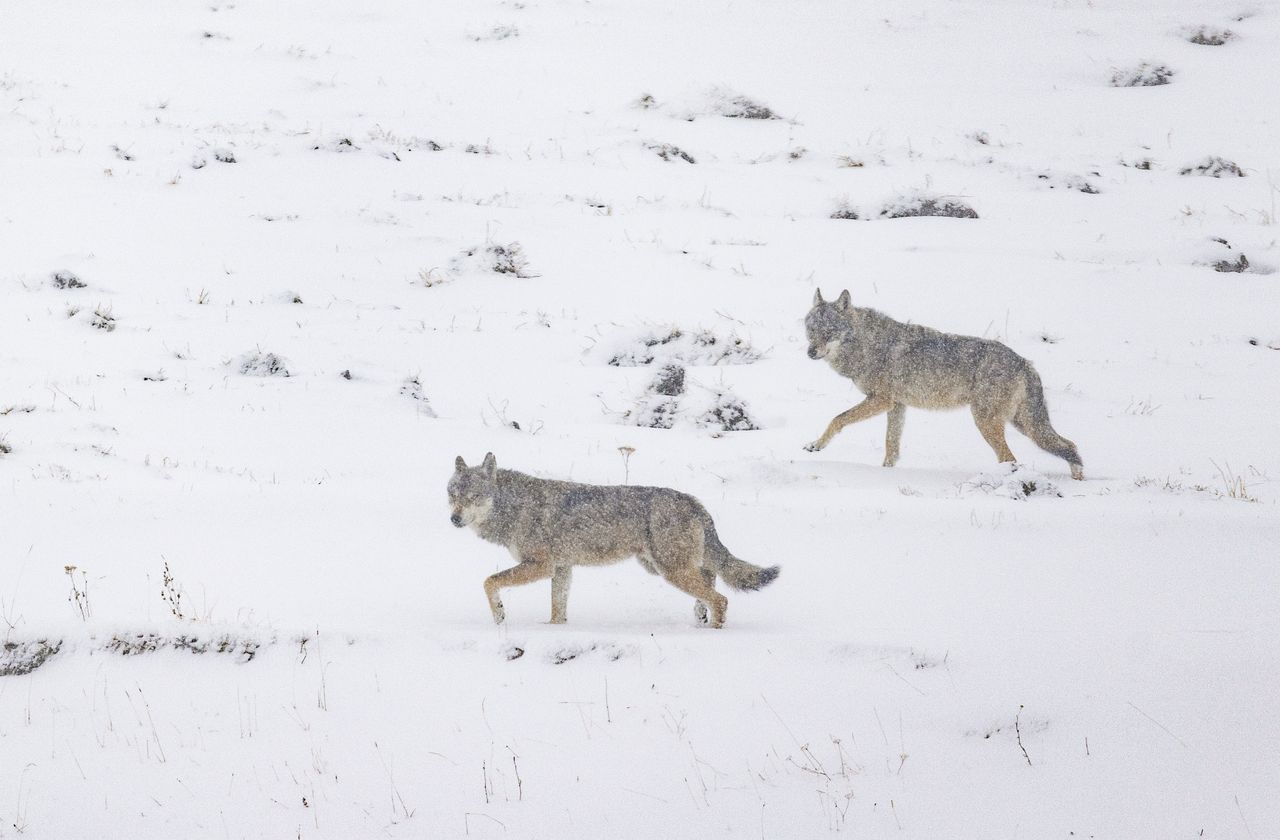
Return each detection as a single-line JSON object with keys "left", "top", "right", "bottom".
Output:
{"left": 803, "top": 289, "right": 1083, "bottom": 479}
{"left": 447, "top": 453, "right": 779, "bottom": 628}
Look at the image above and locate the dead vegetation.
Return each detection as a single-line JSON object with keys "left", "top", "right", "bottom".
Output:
{"left": 1183, "top": 25, "right": 1235, "bottom": 46}
{"left": 1180, "top": 156, "right": 1245, "bottom": 178}
{"left": 0, "top": 639, "right": 62, "bottom": 676}
{"left": 879, "top": 194, "right": 979, "bottom": 219}
{"left": 607, "top": 327, "right": 763, "bottom": 367}
{"left": 237, "top": 350, "right": 291, "bottom": 377}
{"left": 1110, "top": 62, "right": 1174, "bottom": 87}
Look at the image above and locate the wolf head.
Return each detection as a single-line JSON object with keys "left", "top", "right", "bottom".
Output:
{"left": 448, "top": 453, "right": 498, "bottom": 528}
{"left": 805, "top": 288, "right": 852, "bottom": 360}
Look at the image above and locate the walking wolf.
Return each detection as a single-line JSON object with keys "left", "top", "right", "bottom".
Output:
{"left": 803, "top": 289, "right": 1083, "bottom": 479}
{"left": 448, "top": 453, "right": 779, "bottom": 628}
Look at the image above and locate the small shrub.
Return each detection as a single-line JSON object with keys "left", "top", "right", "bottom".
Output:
{"left": 0, "top": 433, "right": 11, "bottom": 455}
{"left": 237, "top": 350, "right": 290, "bottom": 377}
{"left": 627, "top": 395, "right": 679, "bottom": 429}
{"left": 400, "top": 376, "right": 438, "bottom": 417}
{"left": 0, "top": 639, "right": 62, "bottom": 676}
{"left": 1213, "top": 254, "right": 1250, "bottom": 273}
{"left": 1036, "top": 172, "right": 1100, "bottom": 194}
{"left": 702, "top": 88, "right": 781, "bottom": 120}
{"left": 416, "top": 267, "right": 450, "bottom": 288}
{"left": 470, "top": 24, "right": 518, "bottom": 41}
{"left": 1110, "top": 63, "right": 1174, "bottom": 87}
{"left": 51, "top": 270, "right": 86, "bottom": 289}
{"left": 607, "top": 327, "right": 763, "bottom": 367}
{"left": 451, "top": 242, "right": 534, "bottom": 278}
{"left": 90, "top": 305, "right": 116, "bottom": 331}
{"left": 1184, "top": 26, "right": 1235, "bottom": 46}
{"left": 960, "top": 464, "right": 1061, "bottom": 500}
{"left": 650, "top": 364, "right": 686, "bottom": 396}
{"left": 313, "top": 135, "right": 360, "bottom": 153}
{"left": 697, "top": 390, "right": 760, "bottom": 432}
{"left": 1180, "top": 156, "right": 1244, "bottom": 177}
{"left": 717, "top": 95, "right": 778, "bottom": 120}
{"left": 830, "top": 203, "right": 860, "bottom": 220}
{"left": 879, "top": 194, "right": 978, "bottom": 219}
{"left": 634, "top": 93, "right": 657, "bottom": 110}
{"left": 648, "top": 142, "right": 695, "bottom": 163}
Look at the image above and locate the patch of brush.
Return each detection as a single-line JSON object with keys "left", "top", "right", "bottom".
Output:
{"left": 1183, "top": 25, "right": 1236, "bottom": 46}
{"left": 99, "top": 631, "right": 266, "bottom": 662}
{"left": 451, "top": 241, "right": 535, "bottom": 278}
{"left": 470, "top": 24, "right": 518, "bottom": 42}
{"left": 1034, "top": 172, "right": 1101, "bottom": 194}
{"left": 400, "top": 375, "right": 438, "bottom": 417}
{"left": 546, "top": 642, "right": 633, "bottom": 665}
{"left": 236, "top": 350, "right": 291, "bottom": 377}
{"left": 959, "top": 463, "right": 1061, "bottom": 500}
{"left": 1203, "top": 237, "right": 1271, "bottom": 274}
{"left": 623, "top": 364, "right": 686, "bottom": 429}
{"left": 1, "top": 639, "right": 63, "bottom": 676}
{"left": 1110, "top": 62, "right": 1174, "bottom": 87}
{"left": 683, "top": 87, "right": 782, "bottom": 121}
{"left": 51, "top": 270, "right": 87, "bottom": 289}
{"left": 647, "top": 142, "right": 696, "bottom": 163}
{"left": 696, "top": 388, "right": 760, "bottom": 433}
{"left": 1180, "top": 156, "right": 1244, "bottom": 178}
{"left": 367, "top": 126, "right": 445, "bottom": 152}
{"left": 879, "top": 193, "right": 978, "bottom": 219}
{"left": 830, "top": 202, "right": 861, "bottom": 220}
{"left": 606, "top": 328, "right": 763, "bottom": 367}
{"left": 1120, "top": 156, "right": 1155, "bottom": 170}
{"left": 89, "top": 305, "right": 116, "bottom": 331}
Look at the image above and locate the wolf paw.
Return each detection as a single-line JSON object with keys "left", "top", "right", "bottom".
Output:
{"left": 491, "top": 604, "right": 506, "bottom": 625}
{"left": 803, "top": 440, "right": 824, "bottom": 453}
{"left": 694, "top": 601, "right": 708, "bottom": 624}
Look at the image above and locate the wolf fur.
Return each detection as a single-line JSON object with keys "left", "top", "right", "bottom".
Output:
{"left": 448, "top": 453, "right": 779, "bottom": 628}
{"left": 803, "top": 289, "right": 1083, "bottom": 479}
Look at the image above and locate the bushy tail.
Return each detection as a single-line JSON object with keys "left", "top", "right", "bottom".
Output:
{"left": 1016, "top": 369, "right": 1084, "bottom": 479}
{"left": 704, "top": 522, "right": 779, "bottom": 591}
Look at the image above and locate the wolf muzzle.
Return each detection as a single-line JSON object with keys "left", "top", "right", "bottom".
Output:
{"left": 450, "top": 511, "right": 463, "bottom": 527}
{"left": 807, "top": 346, "right": 819, "bottom": 359}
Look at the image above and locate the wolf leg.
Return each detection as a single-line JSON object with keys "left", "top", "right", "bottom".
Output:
{"left": 805, "top": 394, "right": 893, "bottom": 452}
{"left": 483, "top": 560, "right": 553, "bottom": 625}
{"left": 1012, "top": 410, "right": 1084, "bottom": 480}
{"left": 971, "top": 408, "right": 1016, "bottom": 463}
{"left": 651, "top": 522, "right": 726, "bottom": 627}
{"left": 693, "top": 567, "right": 716, "bottom": 624}
{"left": 663, "top": 567, "right": 727, "bottom": 629}
{"left": 883, "top": 402, "right": 906, "bottom": 467}
{"left": 550, "top": 564, "right": 572, "bottom": 624}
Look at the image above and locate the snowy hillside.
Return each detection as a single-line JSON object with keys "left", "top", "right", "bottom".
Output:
{"left": 2, "top": 0, "right": 1278, "bottom": 836}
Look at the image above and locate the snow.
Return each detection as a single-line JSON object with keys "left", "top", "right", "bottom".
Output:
{"left": 2, "top": 0, "right": 1279, "bottom": 837}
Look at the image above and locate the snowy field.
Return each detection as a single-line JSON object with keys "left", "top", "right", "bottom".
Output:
{"left": 2, "top": 0, "right": 1279, "bottom": 836}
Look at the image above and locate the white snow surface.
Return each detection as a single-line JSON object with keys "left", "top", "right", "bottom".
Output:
{"left": 2, "top": 0, "right": 1279, "bottom": 837}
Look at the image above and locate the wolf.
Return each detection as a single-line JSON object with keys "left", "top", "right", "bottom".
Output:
{"left": 803, "top": 289, "right": 1083, "bottom": 479}
{"left": 447, "top": 453, "right": 779, "bottom": 628}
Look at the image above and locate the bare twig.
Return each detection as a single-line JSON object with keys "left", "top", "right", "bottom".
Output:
{"left": 1015, "top": 705, "right": 1032, "bottom": 767}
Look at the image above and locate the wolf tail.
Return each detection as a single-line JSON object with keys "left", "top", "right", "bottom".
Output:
{"left": 1014, "top": 368, "right": 1084, "bottom": 479}
{"left": 703, "top": 521, "right": 780, "bottom": 591}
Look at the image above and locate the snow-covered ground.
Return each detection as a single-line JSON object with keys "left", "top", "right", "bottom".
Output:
{"left": 2, "top": 0, "right": 1278, "bottom": 836}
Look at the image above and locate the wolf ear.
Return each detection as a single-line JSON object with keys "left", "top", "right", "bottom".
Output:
{"left": 812, "top": 288, "right": 825, "bottom": 307}
{"left": 834, "top": 289, "right": 852, "bottom": 311}
{"left": 481, "top": 452, "right": 497, "bottom": 477}
{"left": 455, "top": 455, "right": 467, "bottom": 471}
